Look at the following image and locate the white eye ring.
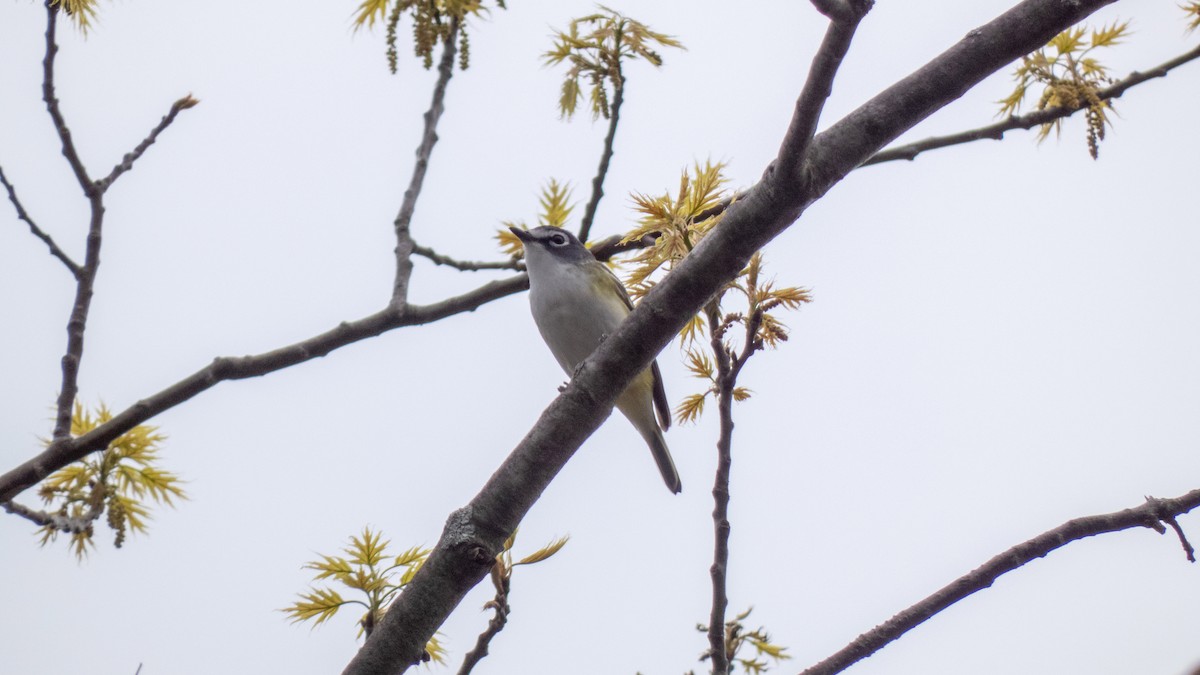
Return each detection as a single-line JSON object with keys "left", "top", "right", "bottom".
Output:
{"left": 548, "top": 233, "right": 568, "bottom": 247}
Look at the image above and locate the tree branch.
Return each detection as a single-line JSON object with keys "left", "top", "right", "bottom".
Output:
{"left": 0, "top": 272, "right": 534, "bottom": 503}
{"left": 340, "top": 2, "right": 1123, "bottom": 673}
{"left": 457, "top": 575, "right": 510, "bottom": 675}
{"left": 774, "top": 0, "right": 872, "bottom": 185}
{"left": 41, "top": 0, "right": 92, "bottom": 196}
{"left": 2, "top": 494, "right": 104, "bottom": 534}
{"left": 576, "top": 51, "right": 623, "bottom": 244}
{"left": 863, "top": 42, "right": 1200, "bottom": 166}
{"left": 392, "top": 18, "right": 459, "bottom": 307}
{"left": 800, "top": 491, "right": 1200, "bottom": 675}
{"left": 0, "top": 164, "right": 82, "bottom": 276}
{"left": 411, "top": 243, "right": 523, "bottom": 271}
{"left": 704, "top": 303, "right": 734, "bottom": 675}
{"left": 95, "top": 94, "right": 199, "bottom": 192}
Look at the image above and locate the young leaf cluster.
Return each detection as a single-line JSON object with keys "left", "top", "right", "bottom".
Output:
{"left": 676, "top": 252, "right": 812, "bottom": 424}
{"left": 998, "top": 20, "right": 1131, "bottom": 159}
{"left": 487, "top": 528, "right": 569, "bottom": 600}
{"left": 496, "top": 179, "right": 576, "bottom": 257}
{"left": 1185, "top": 3, "right": 1200, "bottom": 33}
{"left": 50, "top": 0, "right": 98, "bottom": 33}
{"left": 353, "top": 0, "right": 504, "bottom": 73}
{"left": 625, "top": 160, "right": 730, "bottom": 299}
{"left": 697, "top": 608, "right": 792, "bottom": 674}
{"left": 35, "top": 402, "right": 185, "bottom": 559}
{"left": 283, "top": 528, "right": 446, "bottom": 663}
{"left": 543, "top": 6, "right": 683, "bottom": 119}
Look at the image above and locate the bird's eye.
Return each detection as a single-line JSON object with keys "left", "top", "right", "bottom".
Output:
{"left": 548, "top": 233, "right": 568, "bottom": 247}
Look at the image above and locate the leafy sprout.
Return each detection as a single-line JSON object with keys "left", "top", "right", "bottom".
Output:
{"left": 496, "top": 178, "right": 576, "bottom": 257}
{"left": 352, "top": 0, "right": 505, "bottom": 73}
{"left": 36, "top": 402, "right": 186, "bottom": 559}
{"left": 283, "top": 528, "right": 446, "bottom": 663}
{"left": 543, "top": 6, "right": 684, "bottom": 119}
{"left": 1184, "top": 3, "right": 1200, "bottom": 33}
{"left": 624, "top": 162, "right": 811, "bottom": 424}
{"left": 998, "top": 20, "right": 1132, "bottom": 159}
{"left": 697, "top": 607, "right": 792, "bottom": 674}
{"left": 50, "top": 0, "right": 98, "bottom": 33}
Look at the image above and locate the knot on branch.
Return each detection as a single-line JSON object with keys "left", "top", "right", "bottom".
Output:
{"left": 1143, "top": 495, "right": 1196, "bottom": 563}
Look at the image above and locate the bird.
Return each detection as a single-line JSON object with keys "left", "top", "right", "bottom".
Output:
{"left": 510, "top": 225, "right": 681, "bottom": 494}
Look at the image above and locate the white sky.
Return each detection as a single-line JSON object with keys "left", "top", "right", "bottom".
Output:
{"left": 2, "top": 1, "right": 1199, "bottom": 674}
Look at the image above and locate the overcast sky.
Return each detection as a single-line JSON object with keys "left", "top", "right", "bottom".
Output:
{"left": 3, "top": 1, "right": 1200, "bottom": 674}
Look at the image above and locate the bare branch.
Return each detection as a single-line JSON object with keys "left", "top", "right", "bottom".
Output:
{"left": 457, "top": 575, "right": 510, "bottom": 675}
{"left": 863, "top": 42, "right": 1200, "bottom": 166}
{"left": 704, "top": 302, "right": 734, "bottom": 675}
{"left": 801, "top": 491, "right": 1200, "bottom": 675}
{"left": 412, "top": 243, "right": 523, "bottom": 271}
{"left": 41, "top": 0, "right": 93, "bottom": 196}
{"left": 340, "top": 2, "right": 1124, "bottom": 673}
{"left": 0, "top": 274, "right": 531, "bottom": 504}
{"left": 0, "top": 164, "right": 81, "bottom": 276}
{"left": 392, "top": 18, "right": 460, "bottom": 307}
{"left": 96, "top": 94, "right": 199, "bottom": 192}
{"left": 577, "top": 56, "right": 623, "bottom": 244}
{"left": 774, "top": 0, "right": 873, "bottom": 184}
{"left": 2, "top": 496, "right": 104, "bottom": 534}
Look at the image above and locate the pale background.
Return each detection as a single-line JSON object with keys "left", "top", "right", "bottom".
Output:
{"left": 2, "top": 1, "right": 1199, "bottom": 674}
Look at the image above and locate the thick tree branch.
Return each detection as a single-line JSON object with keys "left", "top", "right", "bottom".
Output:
{"left": 41, "top": 0, "right": 92, "bottom": 196}
{"left": 411, "top": 243, "right": 523, "bottom": 271}
{"left": 0, "top": 164, "right": 82, "bottom": 276}
{"left": 341, "top": 2, "right": 1122, "bottom": 673}
{"left": 95, "top": 94, "right": 199, "bottom": 192}
{"left": 863, "top": 42, "right": 1200, "bottom": 166}
{"left": 392, "top": 19, "right": 459, "bottom": 307}
{"left": 800, "top": 491, "right": 1200, "bottom": 675}
{"left": 576, "top": 55, "right": 623, "bottom": 244}
{"left": 774, "top": 1, "right": 871, "bottom": 184}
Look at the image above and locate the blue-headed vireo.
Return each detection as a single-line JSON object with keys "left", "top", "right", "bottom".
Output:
{"left": 510, "top": 226, "right": 682, "bottom": 494}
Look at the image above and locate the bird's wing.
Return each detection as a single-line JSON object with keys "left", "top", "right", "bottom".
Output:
{"left": 592, "top": 261, "right": 672, "bottom": 431}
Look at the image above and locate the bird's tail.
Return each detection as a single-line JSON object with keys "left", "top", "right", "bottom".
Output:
{"left": 645, "top": 427, "right": 682, "bottom": 494}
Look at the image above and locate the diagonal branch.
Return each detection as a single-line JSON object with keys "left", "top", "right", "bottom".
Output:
{"left": 0, "top": 273, "right": 532, "bottom": 504}
{"left": 773, "top": 0, "right": 872, "bottom": 184}
{"left": 800, "top": 490, "right": 1200, "bottom": 675}
{"left": 576, "top": 55, "right": 623, "bottom": 244}
{"left": 41, "top": 0, "right": 92, "bottom": 196}
{"left": 95, "top": 94, "right": 199, "bottom": 192}
{"left": 863, "top": 41, "right": 1200, "bottom": 166}
{"left": 0, "top": 164, "right": 82, "bottom": 276}
{"left": 342, "top": 2, "right": 1124, "bottom": 673}
{"left": 392, "top": 18, "right": 460, "bottom": 307}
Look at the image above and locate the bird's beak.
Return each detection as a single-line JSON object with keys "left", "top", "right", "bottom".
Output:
{"left": 508, "top": 226, "right": 533, "bottom": 244}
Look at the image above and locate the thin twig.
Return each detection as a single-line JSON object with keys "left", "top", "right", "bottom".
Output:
{"left": 577, "top": 43, "right": 623, "bottom": 244}
{"left": 457, "top": 576, "right": 510, "bottom": 675}
{"left": 0, "top": 164, "right": 81, "bottom": 276}
{"left": 392, "top": 18, "right": 460, "bottom": 307}
{"left": 412, "top": 243, "right": 522, "bottom": 271}
{"left": 96, "top": 94, "right": 199, "bottom": 192}
{"left": 774, "top": 1, "right": 872, "bottom": 184}
{"left": 704, "top": 302, "right": 735, "bottom": 675}
{"left": 43, "top": 0, "right": 106, "bottom": 442}
{"left": 2, "top": 494, "right": 104, "bottom": 534}
{"left": 41, "top": 0, "right": 92, "bottom": 196}
{"left": 800, "top": 490, "right": 1200, "bottom": 675}
{"left": 863, "top": 42, "right": 1200, "bottom": 167}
